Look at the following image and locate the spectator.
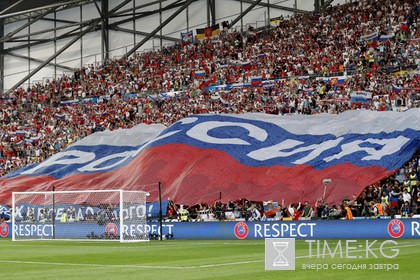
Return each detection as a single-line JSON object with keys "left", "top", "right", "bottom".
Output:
{"left": 321, "top": 203, "right": 330, "bottom": 219}
{"left": 288, "top": 202, "right": 301, "bottom": 218}
{"left": 349, "top": 194, "right": 362, "bottom": 216}
{"left": 343, "top": 202, "right": 354, "bottom": 220}
{"left": 167, "top": 199, "right": 178, "bottom": 220}
{"left": 249, "top": 204, "right": 261, "bottom": 221}
{"left": 315, "top": 198, "right": 325, "bottom": 218}
{"left": 263, "top": 201, "right": 277, "bottom": 219}
{"left": 374, "top": 199, "right": 385, "bottom": 217}
{"left": 380, "top": 191, "right": 389, "bottom": 214}
{"left": 416, "top": 192, "right": 420, "bottom": 214}
{"left": 274, "top": 205, "right": 286, "bottom": 221}
{"left": 361, "top": 200, "right": 371, "bottom": 218}
{"left": 328, "top": 205, "right": 342, "bottom": 220}
{"left": 291, "top": 205, "right": 300, "bottom": 221}
{"left": 403, "top": 188, "right": 412, "bottom": 205}
{"left": 401, "top": 201, "right": 413, "bottom": 218}
{"left": 369, "top": 201, "right": 380, "bottom": 219}
{"left": 60, "top": 210, "right": 68, "bottom": 222}
{"left": 302, "top": 201, "right": 312, "bottom": 218}
{"left": 179, "top": 205, "right": 189, "bottom": 222}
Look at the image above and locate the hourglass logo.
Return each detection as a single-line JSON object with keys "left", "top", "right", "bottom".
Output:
{"left": 265, "top": 238, "right": 295, "bottom": 270}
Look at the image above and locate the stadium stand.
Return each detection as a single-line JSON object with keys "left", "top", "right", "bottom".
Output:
{"left": 0, "top": 0, "right": 419, "bottom": 219}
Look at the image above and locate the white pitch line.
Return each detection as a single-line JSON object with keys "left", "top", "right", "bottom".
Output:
{"left": 0, "top": 259, "right": 264, "bottom": 270}
{"left": 0, "top": 260, "right": 187, "bottom": 270}
{"left": 0, "top": 241, "right": 264, "bottom": 249}
{"left": 184, "top": 260, "right": 263, "bottom": 268}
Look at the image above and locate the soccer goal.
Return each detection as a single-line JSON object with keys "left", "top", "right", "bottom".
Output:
{"left": 12, "top": 190, "right": 149, "bottom": 242}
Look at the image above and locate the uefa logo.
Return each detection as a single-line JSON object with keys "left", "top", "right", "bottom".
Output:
{"left": 105, "top": 223, "right": 118, "bottom": 237}
{"left": 387, "top": 219, "right": 405, "bottom": 238}
{"left": 0, "top": 222, "right": 9, "bottom": 238}
{"left": 234, "top": 222, "right": 249, "bottom": 239}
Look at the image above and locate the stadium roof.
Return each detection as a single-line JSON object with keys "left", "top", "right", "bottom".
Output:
{"left": 0, "top": 0, "right": 95, "bottom": 24}
{"left": 0, "top": 0, "right": 316, "bottom": 93}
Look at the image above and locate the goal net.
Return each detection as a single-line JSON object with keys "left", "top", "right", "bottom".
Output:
{"left": 12, "top": 190, "right": 149, "bottom": 242}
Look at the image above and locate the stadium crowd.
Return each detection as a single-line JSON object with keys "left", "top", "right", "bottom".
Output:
{"left": 0, "top": 0, "right": 420, "bottom": 218}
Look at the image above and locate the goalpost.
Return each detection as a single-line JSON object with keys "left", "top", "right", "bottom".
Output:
{"left": 12, "top": 190, "right": 149, "bottom": 242}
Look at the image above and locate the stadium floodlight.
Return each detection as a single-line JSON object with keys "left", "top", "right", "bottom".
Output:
{"left": 12, "top": 190, "right": 149, "bottom": 242}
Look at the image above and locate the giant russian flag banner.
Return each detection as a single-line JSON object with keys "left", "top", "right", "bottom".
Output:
{"left": 0, "top": 110, "right": 419, "bottom": 205}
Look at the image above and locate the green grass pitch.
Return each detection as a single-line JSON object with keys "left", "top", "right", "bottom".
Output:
{"left": 0, "top": 238, "right": 419, "bottom": 280}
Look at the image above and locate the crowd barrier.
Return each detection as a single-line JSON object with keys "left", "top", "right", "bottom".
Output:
{"left": 1, "top": 219, "right": 420, "bottom": 239}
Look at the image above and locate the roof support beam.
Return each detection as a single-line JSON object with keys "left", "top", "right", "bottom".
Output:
{"left": 93, "top": 0, "right": 104, "bottom": 18}
{"left": 0, "top": 19, "right": 4, "bottom": 94}
{"left": 8, "top": 52, "right": 76, "bottom": 72}
{"left": 8, "top": 18, "right": 94, "bottom": 42}
{"left": 0, "top": 0, "right": 93, "bottom": 20}
{"left": 207, "top": 0, "right": 216, "bottom": 26}
{"left": 123, "top": 0, "right": 194, "bottom": 59}
{"left": 0, "top": 6, "right": 58, "bottom": 43}
{"left": 112, "top": 0, "right": 170, "bottom": 17}
{"left": 233, "top": 0, "right": 309, "bottom": 14}
{"left": 0, "top": 0, "right": 25, "bottom": 16}
{"left": 2, "top": 0, "right": 195, "bottom": 49}
{"left": 320, "top": 0, "right": 334, "bottom": 10}
{"left": 3, "top": 19, "right": 99, "bottom": 53}
{"left": 101, "top": 0, "right": 109, "bottom": 62}
{"left": 111, "top": 26, "right": 179, "bottom": 42}
{"left": 39, "top": 17, "right": 79, "bottom": 25}
{"left": 6, "top": 21, "right": 99, "bottom": 95}
{"left": 228, "top": 0, "right": 262, "bottom": 29}
{"left": 108, "top": 0, "right": 133, "bottom": 15}
{"left": 109, "top": 0, "right": 196, "bottom": 27}
{"left": 314, "top": 0, "right": 320, "bottom": 12}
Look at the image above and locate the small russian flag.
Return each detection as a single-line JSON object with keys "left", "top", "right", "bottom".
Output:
{"left": 380, "top": 34, "right": 394, "bottom": 42}
{"left": 303, "top": 86, "right": 314, "bottom": 93}
{"left": 251, "top": 76, "right": 262, "bottom": 86}
{"left": 55, "top": 113, "right": 66, "bottom": 119}
{"left": 241, "top": 61, "right": 251, "bottom": 69}
{"left": 232, "top": 83, "right": 244, "bottom": 88}
{"left": 194, "top": 70, "right": 206, "bottom": 78}
{"left": 392, "top": 84, "right": 402, "bottom": 93}
{"left": 30, "top": 136, "right": 40, "bottom": 143}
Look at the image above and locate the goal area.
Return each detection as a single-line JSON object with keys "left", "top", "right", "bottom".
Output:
{"left": 12, "top": 190, "right": 149, "bottom": 242}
